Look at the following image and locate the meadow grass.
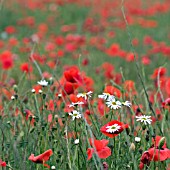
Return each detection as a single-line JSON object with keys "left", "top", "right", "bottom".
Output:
{"left": 0, "top": 0, "right": 170, "bottom": 169}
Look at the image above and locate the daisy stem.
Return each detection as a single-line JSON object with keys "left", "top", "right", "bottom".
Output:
{"left": 75, "top": 119, "right": 77, "bottom": 138}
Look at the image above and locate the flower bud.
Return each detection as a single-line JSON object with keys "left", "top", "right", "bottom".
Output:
{"left": 129, "top": 143, "right": 135, "bottom": 151}
{"left": 13, "top": 84, "right": 18, "bottom": 93}
{"left": 158, "top": 137, "right": 165, "bottom": 149}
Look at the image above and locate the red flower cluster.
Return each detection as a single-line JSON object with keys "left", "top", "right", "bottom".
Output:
{"left": 139, "top": 136, "right": 170, "bottom": 170}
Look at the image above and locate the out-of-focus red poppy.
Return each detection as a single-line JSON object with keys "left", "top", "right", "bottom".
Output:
{"left": 123, "top": 80, "right": 137, "bottom": 96}
{"left": 20, "top": 62, "right": 33, "bottom": 73}
{"left": 0, "top": 159, "right": 6, "bottom": 167}
{"left": 139, "top": 136, "right": 170, "bottom": 170}
{"left": 64, "top": 66, "right": 82, "bottom": 83}
{"left": 104, "top": 86, "right": 122, "bottom": 98}
{"left": 100, "top": 120, "right": 128, "bottom": 138}
{"left": 29, "top": 149, "right": 53, "bottom": 168}
{"left": 87, "top": 139, "right": 111, "bottom": 160}
{"left": 5, "top": 26, "right": 16, "bottom": 34}
{"left": 0, "top": 50, "right": 14, "bottom": 70}
{"left": 151, "top": 67, "right": 166, "bottom": 79}
{"left": 62, "top": 82, "right": 78, "bottom": 96}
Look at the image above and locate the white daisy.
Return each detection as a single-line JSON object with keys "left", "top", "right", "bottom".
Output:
{"left": 31, "top": 89, "right": 36, "bottom": 93}
{"left": 69, "top": 110, "right": 81, "bottom": 121}
{"left": 37, "top": 80, "right": 48, "bottom": 86}
{"left": 135, "top": 137, "right": 141, "bottom": 142}
{"left": 106, "top": 124, "right": 121, "bottom": 133}
{"left": 106, "top": 98, "right": 122, "bottom": 110}
{"left": 77, "top": 91, "right": 93, "bottom": 100}
{"left": 122, "top": 101, "right": 132, "bottom": 107}
{"left": 11, "top": 96, "right": 15, "bottom": 100}
{"left": 98, "top": 93, "right": 112, "bottom": 100}
{"left": 68, "top": 101, "right": 84, "bottom": 108}
{"left": 136, "top": 115, "right": 152, "bottom": 125}
{"left": 51, "top": 166, "right": 56, "bottom": 169}
{"left": 74, "top": 139, "right": 79, "bottom": 145}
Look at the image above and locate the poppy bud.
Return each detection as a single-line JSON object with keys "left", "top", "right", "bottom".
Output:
{"left": 49, "top": 77, "right": 54, "bottom": 85}
{"left": 126, "top": 126, "right": 131, "bottom": 135}
{"left": 42, "top": 93, "right": 46, "bottom": 99}
{"left": 145, "top": 134, "right": 149, "bottom": 142}
{"left": 158, "top": 137, "right": 165, "bottom": 149}
{"left": 129, "top": 143, "right": 135, "bottom": 151}
{"left": 13, "top": 84, "right": 18, "bottom": 93}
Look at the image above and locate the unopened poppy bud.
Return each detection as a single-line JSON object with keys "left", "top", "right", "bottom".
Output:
{"left": 103, "top": 162, "right": 109, "bottom": 170}
{"left": 158, "top": 137, "right": 165, "bottom": 149}
{"left": 129, "top": 143, "right": 135, "bottom": 151}
{"left": 49, "top": 77, "right": 54, "bottom": 85}
{"left": 145, "top": 134, "right": 150, "bottom": 142}
{"left": 13, "top": 84, "right": 18, "bottom": 93}
{"left": 126, "top": 126, "right": 131, "bottom": 135}
{"left": 42, "top": 93, "right": 46, "bottom": 99}
{"left": 105, "top": 114, "right": 109, "bottom": 118}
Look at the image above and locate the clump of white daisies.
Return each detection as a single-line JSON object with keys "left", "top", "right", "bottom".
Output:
{"left": 68, "top": 91, "right": 93, "bottom": 121}
{"left": 98, "top": 92, "right": 131, "bottom": 110}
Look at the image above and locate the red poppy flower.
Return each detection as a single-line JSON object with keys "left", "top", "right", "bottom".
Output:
{"left": 100, "top": 120, "right": 129, "bottom": 138}
{"left": 29, "top": 149, "right": 53, "bottom": 168}
{"left": 87, "top": 139, "right": 111, "bottom": 160}
{"left": 64, "top": 66, "right": 82, "bottom": 84}
{"left": 139, "top": 136, "right": 170, "bottom": 170}
{"left": 0, "top": 159, "right": 6, "bottom": 167}
{"left": 151, "top": 67, "right": 166, "bottom": 79}
{"left": 104, "top": 86, "right": 122, "bottom": 98}
{"left": 20, "top": 62, "right": 33, "bottom": 73}
{"left": 162, "top": 98, "right": 170, "bottom": 107}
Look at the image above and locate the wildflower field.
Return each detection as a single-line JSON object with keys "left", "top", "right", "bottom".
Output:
{"left": 1, "top": 0, "right": 170, "bottom": 169}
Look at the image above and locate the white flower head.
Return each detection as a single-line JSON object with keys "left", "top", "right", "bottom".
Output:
{"left": 74, "top": 139, "right": 79, "bottom": 145}
{"left": 37, "top": 79, "right": 48, "bottom": 86}
{"left": 11, "top": 96, "right": 15, "bottom": 100}
{"left": 69, "top": 110, "right": 81, "bottom": 121}
{"left": 122, "top": 101, "right": 132, "bottom": 107}
{"left": 38, "top": 89, "right": 43, "bottom": 94}
{"left": 106, "top": 97, "right": 122, "bottom": 110}
{"left": 51, "top": 166, "right": 56, "bottom": 169}
{"left": 68, "top": 101, "right": 84, "bottom": 108}
{"left": 136, "top": 115, "right": 152, "bottom": 125}
{"left": 77, "top": 91, "right": 93, "bottom": 100}
{"left": 31, "top": 89, "right": 36, "bottom": 93}
{"left": 106, "top": 124, "right": 121, "bottom": 133}
{"left": 135, "top": 137, "right": 141, "bottom": 142}
{"left": 98, "top": 93, "right": 111, "bottom": 100}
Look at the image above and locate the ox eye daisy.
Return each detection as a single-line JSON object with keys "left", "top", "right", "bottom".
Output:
{"left": 98, "top": 93, "right": 113, "bottom": 100}
{"left": 122, "top": 101, "right": 132, "bottom": 107}
{"left": 106, "top": 97, "right": 122, "bottom": 110}
{"left": 68, "top": 101, "right": 84, "bottom": 108}
{"left": 106, "top": 124, "right": 121, "bottom": 133}
{"left": 136, "top": 115, "right": 152, "bottom": 125}
{"left": 69, "top": 110, "right": 81, "bottom": 121}
{"left": 77, "top": 91, "right": 93, "bottom": 100}
{"left": 37, "top": 80, "right": 48, "bottom": 86}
